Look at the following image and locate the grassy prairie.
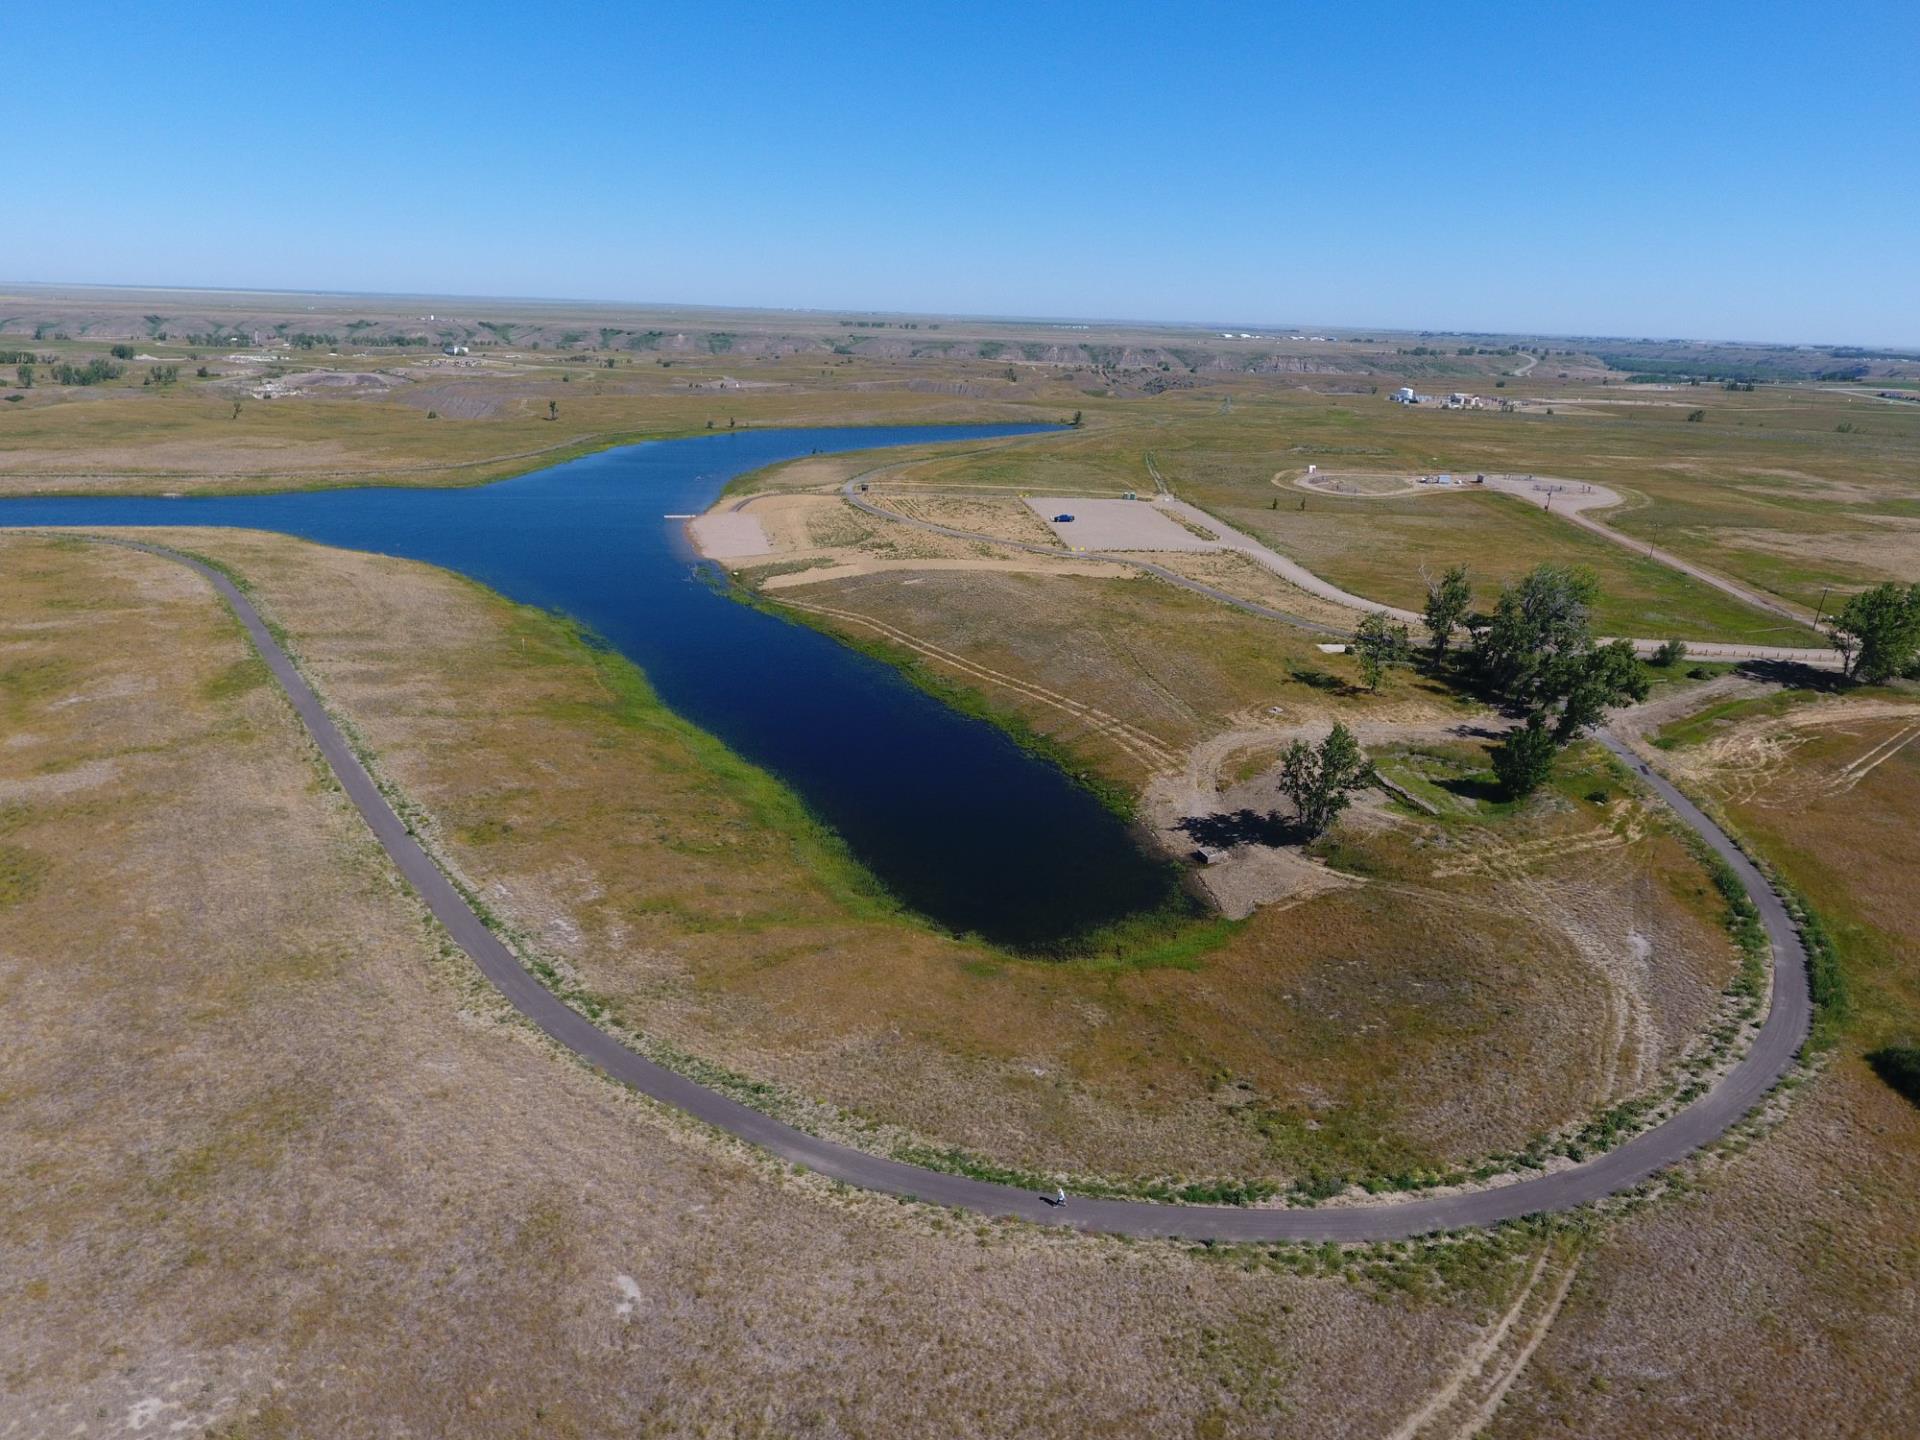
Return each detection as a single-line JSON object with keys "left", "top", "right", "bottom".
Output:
{"left": 824, "top": 393, "right": 1865, "bottom": 642}
{"left": 7, "top": 307, "right": 1913, "bottom": 634}
{"left": 30, "top": 528, "right": 1734, "bottom": 1195}
{"left": 1220, "top": 490, "right": 1823, "bottom": 644}
{"left": 0, "top": 362, "right": 1060, "bottom": 495}
{"left": 1720, "top": 710, "right": 1920, "bottom": 1051}
{"left": 3, "top": 532, "right": 1522, "bottom": 1438}
{"left": 747, "top": 564, "right": 1743, "bottom": 1177}
{"left": 1492, "top": 688, "right": 1920, "bottom": 1437}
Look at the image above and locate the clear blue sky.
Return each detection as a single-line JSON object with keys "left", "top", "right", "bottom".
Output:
{"left": 8, "top": 2, "right": 1916, "bottom": 345}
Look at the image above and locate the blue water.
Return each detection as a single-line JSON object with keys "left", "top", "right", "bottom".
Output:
{"left": 2, "top": 425, "right": 1189, "bottom": 950}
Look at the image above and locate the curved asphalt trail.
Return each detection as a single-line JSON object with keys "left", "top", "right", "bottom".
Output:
{"left": 101, "top": 538, "right": 1812, "bottom": 1242}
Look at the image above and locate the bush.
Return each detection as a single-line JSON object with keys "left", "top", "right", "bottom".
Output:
{"left": 109, "top": 343, "right": 136, "bottom": 360}
{"left": 1795, "top": 897, "right": 1848, "bottom": 1027}
{"left": 1491, "top": 718, "right": 1558, "bottom": 797}
{"left": 1651, "top": 638, "right": 1688, "bottom": 667}
{"left": 50, "top": 359, "right": 125, "bottom": 386}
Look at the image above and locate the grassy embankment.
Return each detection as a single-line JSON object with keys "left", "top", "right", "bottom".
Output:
{"left": 95, "top": 528, "right": 1750, "bottom": 1193}
{"left": 8, "top": 531, "right": 1526, "bottom": 1438}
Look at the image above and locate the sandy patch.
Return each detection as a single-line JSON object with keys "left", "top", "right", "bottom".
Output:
{"left": 689, "top": 511, "right": 772, "bottom": 559}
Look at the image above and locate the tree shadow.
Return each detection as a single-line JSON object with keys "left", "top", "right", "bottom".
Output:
{"left": 1867, "top": 1047, "right": 1920, "bottom": 1109}
{"left": 1435, "top": 774, "right": 1508, "bottom": 804}
{"left": 1737, "top": 658, "right": 1850, "bottom": 693}
{"left": 1287, "top": 664, "right": 1360, "bottom": 696}
{"left": 1177, "top": 809, "right": 1308, "bottom": 851}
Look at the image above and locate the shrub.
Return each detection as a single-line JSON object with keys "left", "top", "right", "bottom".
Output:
{"left": 50, "top": 359, "right": 125, "bottom": 386}
{"left": 1491, "top": 717, "right": 1558, "bottom": 797}
{"left": 1651, "top": 638, "right": 1688, "bottom": 667}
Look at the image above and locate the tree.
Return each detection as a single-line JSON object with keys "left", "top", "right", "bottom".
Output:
{"left": 15, "top": 363, "right": 30, "bottom": 388}
{"left": 1550, "top": 639, "right": 1647, "bottom": 742}
{"left": 1471, "top": 564, "right": 1650, "bottom": 794}
{"left": 1829, "top": 582, "right": 1920, "bottom": 682}
{"left": 1351, "top": 610, "right": 1410, "bottom": 692}
{"left": 109, "top": 343, "right": 135, "bottom": 360}
{"left": 1278, "top": 722, "right": 1372, "bottom": 838}
{"left": 1472, "top": 564, "right": 1601, "bottom": 709}
{"left": 1491, "top": 716, "right": 1559, "bottom": 797}
{"left": 547, "top": 399, "right": 559, "bottom": 421}
{"left": 1422, "top": 564, "right": 1472, "bottom": 664}
{"left": 1650, "top": 638, "right": 1688, "bottom": 667}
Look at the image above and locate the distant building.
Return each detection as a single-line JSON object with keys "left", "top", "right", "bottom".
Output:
{"left": 442, "top": 342, "right": 470, "bottom": 356}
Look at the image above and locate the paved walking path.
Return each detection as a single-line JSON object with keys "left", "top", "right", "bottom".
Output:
{"left": 78, "top": 536, "right": 1815, "bottom": 1242}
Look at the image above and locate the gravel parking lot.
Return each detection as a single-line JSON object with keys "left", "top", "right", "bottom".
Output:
{"left": 1024, "top": 497, "right": 1215, "bottom": 551}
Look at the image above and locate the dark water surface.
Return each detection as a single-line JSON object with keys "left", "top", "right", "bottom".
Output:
{"left": 2, "top": 426, "right": 1187, "bottom": 949}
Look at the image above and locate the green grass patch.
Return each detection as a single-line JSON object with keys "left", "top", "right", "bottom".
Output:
{"left": 0, "top": 842, "right": 48, "bottom": 909}
{"left": 509, "top": 603, "right": 908, "bottom": 929}
{"left": 201, "top": 654, "right": 269, "bottom": 703}
{"left": 1652, "top": 687, "right": 1824, "bottom": 749}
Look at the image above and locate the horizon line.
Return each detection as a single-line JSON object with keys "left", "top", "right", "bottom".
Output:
{"left": 2, "top": 276, "right": 1914, "bottom": 356}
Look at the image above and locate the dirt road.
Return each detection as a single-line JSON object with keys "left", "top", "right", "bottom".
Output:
{"left": 76, "top": 536, "right": 1816, "bottom": 1243}
{"left": 1288, "top": 468, "right": 1824, "bottom": 640}
{"left": 1475, "top": 473, "right": 1811, "bottom": 626}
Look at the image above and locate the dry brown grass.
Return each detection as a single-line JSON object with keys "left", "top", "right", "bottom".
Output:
{"left": 1481, "top": 682, "right": 1920, "bottom": 1438}
{"left": 21, "top": 531, "right": 1729, "bottom": 1194}
{"left": 1486, "top": 1064, "right": 1920, "bottom": 1439}
{"left": 2, "top": 532, "right": 1535, "bottom": 1438}
{"left": 0, "top": 360, "right": 1059, "bottom": 496}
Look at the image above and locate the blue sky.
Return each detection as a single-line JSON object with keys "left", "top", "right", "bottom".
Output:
{"left": 7, "top": 2, "right": 1916, "bottom": 344}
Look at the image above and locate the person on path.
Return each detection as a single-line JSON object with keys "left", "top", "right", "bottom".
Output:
{"left": 1055, "top": 1187, "right": 1068, "bottom": 1209}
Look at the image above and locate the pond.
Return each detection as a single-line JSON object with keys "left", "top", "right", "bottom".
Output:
{"left": 1, "top": 425, "right": 1193, "bottom": 951}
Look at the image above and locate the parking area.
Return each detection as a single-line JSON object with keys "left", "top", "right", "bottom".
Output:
{"left": 1023, "top": 497, "right": 1216, "bottom": 551}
